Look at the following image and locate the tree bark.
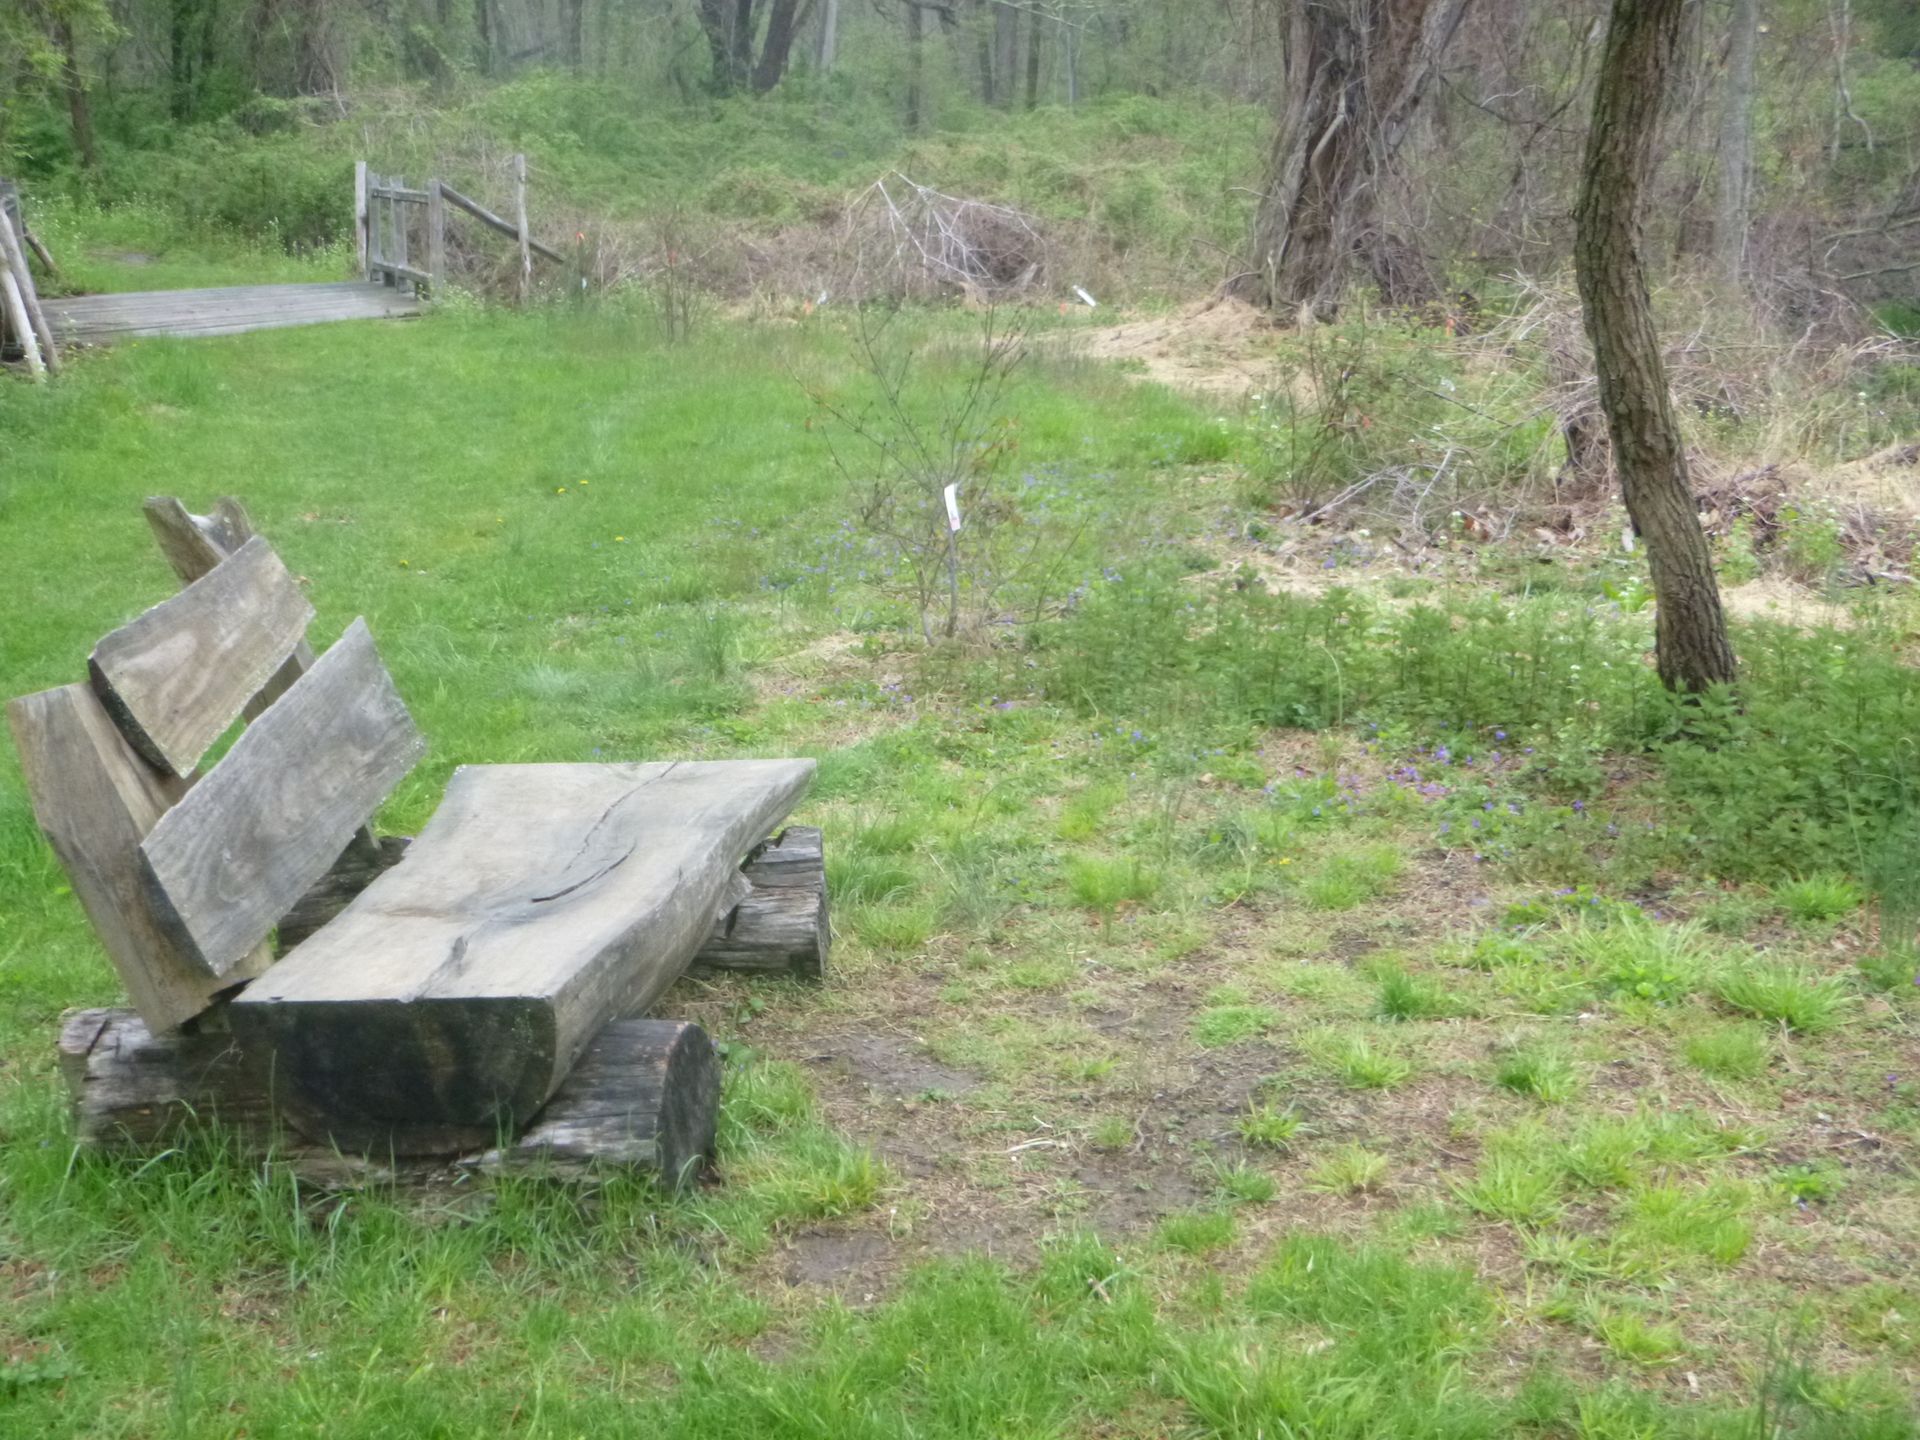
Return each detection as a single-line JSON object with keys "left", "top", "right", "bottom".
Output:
{"left": 1575, "top": 0, "right": 1738, "bottom": 693}
{"left": 1025, "top": 1, "right": 1043, "bottom": 108}
{"left": 993, "top": 2, "right": 1018, "bottom": 108}
{"left": 906, "top": 1, "right": 926, "bottom": 130}
{"left": 751, "top": 0, "right": 805, "bottom": 92}
{"left": 52, "top": 13, "right": 98, "bottom": 170}
{"left": 975, "top": 0, "right": 996, "bottom": 104}
{"left": 1713, "top": 0, "right": 1758, "bottom": 283}
{"left": 697, "top": 0, "right": 756, "bottom": 91}
{"left": 1239, "top": 0, "right": 1469, "bottom": 320}
{"left": 562, "top": 0, "right": 586, "bottom": 68}
{"left": 816, "top": 0, "right": 839, "bottom": 70}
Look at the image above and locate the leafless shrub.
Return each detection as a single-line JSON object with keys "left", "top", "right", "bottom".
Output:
{"left": 805, "top": 306, "right": 1082, "bottom": 644}
{"left": 842, "top": 174, "right": 1050, "bottom": 303}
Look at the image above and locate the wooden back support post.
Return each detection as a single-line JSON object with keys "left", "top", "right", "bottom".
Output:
{"left": 9, "top": 498, "right": 423, "bottom": 1029}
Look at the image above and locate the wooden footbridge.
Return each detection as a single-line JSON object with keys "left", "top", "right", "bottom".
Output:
{"left": 2, "top": 158, "right": 561, "bottom": 369}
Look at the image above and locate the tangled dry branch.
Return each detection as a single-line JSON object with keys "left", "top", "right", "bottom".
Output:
{"left": 844, "top": 173, "right": 1049, "bottom": 301}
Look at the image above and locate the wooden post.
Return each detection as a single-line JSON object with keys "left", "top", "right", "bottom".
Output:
{"left": 353, "top": 161, "right": 369, "bottom": 278}
{"left": 1, "top": 268, "right": 45, "bottom": 380}
{"left": 0, "top": 207, "right": 58, "bottom": 375}
{"left": 393, "top": 177, "right": 411, "bottom": 294}
{"left": 513, "top": 153, "right": 531, "bottom": 306}
{"left": 427, "top": 178, "right": 446, "bottom": 297}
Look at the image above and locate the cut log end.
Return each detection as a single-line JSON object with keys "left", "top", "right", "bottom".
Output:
{"left": 482, "top": 1018, "right": 720, "bottom": 1188}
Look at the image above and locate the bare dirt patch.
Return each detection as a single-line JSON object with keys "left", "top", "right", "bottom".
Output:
{"left": 1072, "top": 297, "right": 1284, "bottom": 399}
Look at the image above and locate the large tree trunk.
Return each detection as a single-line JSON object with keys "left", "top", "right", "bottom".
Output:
{"left": 1241, "top": 0, "right": 1468, "bottom": 320}
{"left": 975, "top": 0, "right": 996, "bottom": 104}
{"left": 169, "top": 0, "right": 197, "bottom": 121}
{"left": 1025, "top": 2, "right": 1043, "bottom": 108}
{"left": 906, "top": 1, "right": 926, "bottom": 130}
{"left": 1576, "top": 0, "right": 1737, "bottom": 694}
{"left": 816, "top": 0, "right": 839, "bottom": 70}
{"left": 751, "top": 0, "right": 805, "bottom": 92}
{"left": 52, "top": 14, "right": 98, "bottom": 170}
{"left": 1713, "top": 0, "right": 1759, "bottom": 283}
{"left": 993, "top": 2, "right": 1018, "bottom": 107}
{"left": 697, "top": 0, "right": 756, "bottom": 91}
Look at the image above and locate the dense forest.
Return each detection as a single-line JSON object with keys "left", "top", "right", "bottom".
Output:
{"left": 3, "top": 0, "right": 1916, "bottom": 324}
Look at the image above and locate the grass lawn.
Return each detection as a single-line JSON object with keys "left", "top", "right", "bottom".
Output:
{"left": 2, "top": 305, "right": 1918, "bottom": 1438}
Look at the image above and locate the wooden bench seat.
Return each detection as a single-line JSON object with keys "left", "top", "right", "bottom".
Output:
{"left": 234, "top": 757, "right": 812, "bottom": 1146}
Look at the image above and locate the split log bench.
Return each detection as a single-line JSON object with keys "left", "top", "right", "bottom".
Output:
{"left": 9, "top": 497, "right": 830, "bottom": 1187}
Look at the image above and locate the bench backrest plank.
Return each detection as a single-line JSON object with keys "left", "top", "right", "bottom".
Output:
{"left": 138, "top": 617, "right": 426, "bottom": 977}
{"left": 7, "top": 684, "right": 273, "bottom": 1030}
{"left": 89, "top": 534, "right": 315, "bottom": 777}
{"left": 144, "top": 496, "right": 317, "bottom": 721}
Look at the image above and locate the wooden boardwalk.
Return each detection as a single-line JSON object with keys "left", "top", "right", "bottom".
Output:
{"left": 45, "top": 281, "right": 421, "bottom": 345}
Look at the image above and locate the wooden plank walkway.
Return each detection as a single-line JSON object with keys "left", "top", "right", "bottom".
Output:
{"left": 44, "top": 281, "right": 421, "bottom": 345}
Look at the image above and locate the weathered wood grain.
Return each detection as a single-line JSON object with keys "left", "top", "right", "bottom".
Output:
{"left": 139, "top": 618, "right": 425, "bottom": 977}
{"left": 45, "top": 282, "right": 421, "bottom": 345}
{"left": 143, "top": 495, "right": 255, "bottom": 585}
{"left": 0, "top": 207, "right": 57, "bottom": 374}
{"left": 58, "top": 1008, "right": 720, "bottom": 1188}
{"left": 88, "top": 534, "right": 315, "bottom": 777}
{"left": 230, "top": 758, "right": 813, "bottom": 1141}
{"left": 57, "top": 1007, "right": 272, "bottom": 1147}
{"left": 8, "top": 686, "right": 272, "bottom": 1031}
{"left": 476, "top": 1019, "right": 720, "bottom": 1187}
{"left": 276, "top": 833, "right": 413, "bottom": 952}
{"left": 691, "top": 826, "right": 829, "bottom": 979}
{"left": 438, "top": 183, "right": 567, "bottom": 264}
{"left": 277, "top": 825, "right": 829, "bottom": 977}
{"left": 1, "top": 267, "right": 43, "bottom": 379}
{"left": 142, "top": 496, "right": 315, "bottom": 722}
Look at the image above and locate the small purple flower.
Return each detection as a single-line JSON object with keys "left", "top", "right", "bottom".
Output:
{"left": 1572, "top": 801, "right": 1585, "bottom": 813}
{"left": 1494, "top": 730, "right": 1507, "bottom": 740}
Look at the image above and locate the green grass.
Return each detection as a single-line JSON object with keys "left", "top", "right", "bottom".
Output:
{"left": 3, "top": 300, "right": 1918, "bottom": 1436}
{"left": 1307, "top": 1029, "right": 1416, "bottom": 1089}
{"left": 1494, "top": 1044, "right": 1580, "bottom": 1103}
{"left": 1235, "top": 1102, "right": 1303, "bottom": 1151}
{"left": 1307, "top": 1145, "right": 1391, "bottom": 1195}
{"left": 1776, "top": 872, "right": 1864, "bottom": 924}
{"left": 1682, "top": 1021, "right": 1773, "bottom": 1079}
{"left": 1715, "top": 962, "right": 1851, "bottom": 1033}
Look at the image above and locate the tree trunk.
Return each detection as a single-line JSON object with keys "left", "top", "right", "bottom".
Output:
{"left": 52, "top": 14, "right": 97, "bottom": 170}
{"left": 1025, "top": 2, "right": 1043, "bottom": 108}
{"left": 816, "top": 0, "right": 839, "bottom": 70}
{"left": 993, "top": 2, "right": 1018, "bottom": 108}
{"left": 975, "top": 0, "right": 996, "bottom": 105}
{"left": 169, "top": 0, "right": 196, "bottom": 121}
{"left": 1714, "top": 0, "right": 1758, "bottom": 283}
{"left": 697, "top": 0, "right": 756, "bottom": 91}
{"left": 1575, "top": 0, "right": 1737, "bottom": 694}
{"left": 906, "top": 1, "right": 925, "bottom": 130}
{"left": 1240, "top": 0, "right": 1468, "bottom": 320}
{"left": 751, "top": 0, "right": 804, "bottom": 91}
{"left": 563, "top": 0, "right": 586, "bottom": 68}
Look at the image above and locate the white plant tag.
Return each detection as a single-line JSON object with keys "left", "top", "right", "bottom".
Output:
{"left": 1074, "top": 286, "right": 1098, "bottom": 308}
{"left": 944, "top": 483, "right": 963, "bottom": 533}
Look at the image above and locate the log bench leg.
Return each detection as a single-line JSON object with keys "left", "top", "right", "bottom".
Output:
{"left": 57, "top": 1008, "right": 720, "bottom": 1189}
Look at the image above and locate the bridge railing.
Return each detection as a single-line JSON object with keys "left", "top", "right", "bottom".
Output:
{"left": 355, "top": 155, "right": 564, "bottom": 303}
